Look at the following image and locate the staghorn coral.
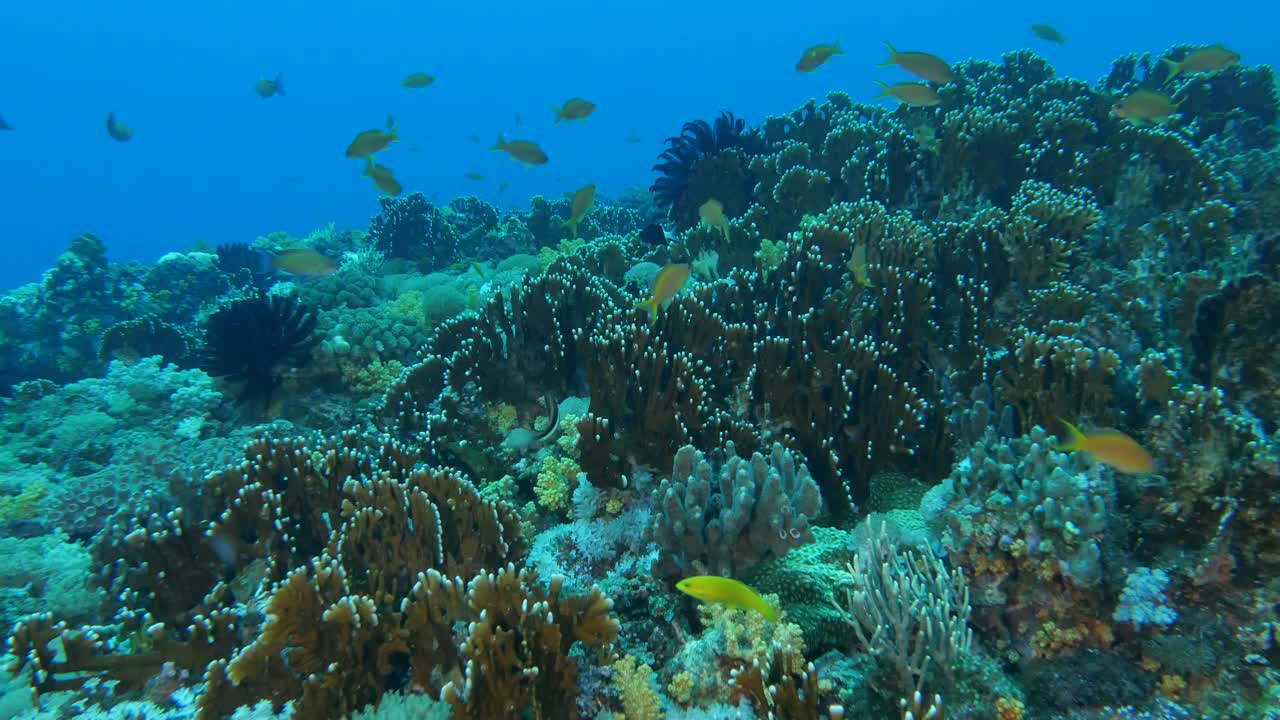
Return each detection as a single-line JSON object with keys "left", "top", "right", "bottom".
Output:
{"left": 649, "top": 441, "right": 821, "bottom": 579}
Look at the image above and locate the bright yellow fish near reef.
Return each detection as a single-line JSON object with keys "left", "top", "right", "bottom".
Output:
{"left": 677, "top": 576, "right": 777, "bottom": 622}
{"left": 363, "top": 157, "right": 403, "bottom": 196}
{"left": 699, "top": 198, "right": 731, "bottom": 241}
{"left": 566, "top": 183, "right": 596, "bottom": 239}
{"left": 637, "top": 263, "right": 690, "bottom": 321}
{"left": 492, "top": 133, "right": 549, "bottom": 165}
{"left": 554, "top": 97, "right": 596, "bottom": 123}
{"left": 1162, "top": 46, "right": 1240, "bottom": 80}
{"left": 879, "top": 42, "right": 955, "bottom": 84}
{"left": 270, "top": 249, "right": 337, "bottom": 277}
{"left": 1111, "top": 89, "right": 1180, "bottom": 122}
{"left": 1055, "top": 421, "right": 1155, "bottom": 474}
{"left": 876, "top": 80, "right": 942, "bottom": 107}
{"left": 796, "top": 41, "right": 842, "bottom": 73}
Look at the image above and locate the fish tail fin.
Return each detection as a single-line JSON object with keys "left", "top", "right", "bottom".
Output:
{"left": 275, "top": 73, "right": 286, "bottom": 96}
{"left": 833, "top": 40, "right": 843, "bottom": 55}
{"left": 878, "top": 41, "right": 898, "bottom": 65}
{"left": 874, "top": 80, "right": 891, "bottom": 98}
{"left": 761, "top": 601, "right": 778, "bottom": 623}
{"left": 636, "top": 298, "right": 657, "bottom": 321}
{"left": 1161, "top": 58, "right": 1181, "bottom": 81}
{"left": 1055, "top": 419, "right": 1087, "bottom": 452}
{"left": 566, "top": 218, "right": 578, "bottom": 239}
{"left": 553, "top": 104, "right": 565, "bottom": 123}
{"left": 363, "top": 157, "right": 375, "bottom": 176}
{"left": 386, "top": 114, "right": 396, "bottom": 131}
{"left": 492, "top": 133, "right": 506, "bottom": 151}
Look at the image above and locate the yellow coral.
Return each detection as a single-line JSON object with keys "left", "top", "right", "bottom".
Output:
{"left": 0, "top": 479, "right": 46, "bottom": 521}
{"left": 338, "top": 359, "right": 405, "bottom": 395}
{"left": 486, "top": 402, "right": 518, "bottom": 435}
{"left": 667, "top": 670, "right": 694, "bottom": 706}
{"left": 1158, "top": 673, "right": 1187, "bottom": 697}
{"left": 605, "top": 497, "right": 624, "bottom": 515}
{"left": 534, "top": 457, "right": 579, "bottom": 513}
{"left": 613, "top": 655, "right": 662, "bottom": 720}
{"left": 995, "top": 697, "right": 1025, "bottom": 720}
{"left": 556, "top": 413, "right": 583, "bottom": 457}
{"left": 389, "top": 289, "right": 426, "bottom": 323}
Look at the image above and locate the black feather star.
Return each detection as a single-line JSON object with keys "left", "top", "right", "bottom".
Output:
{"left": 649, "top": 111, "right": 757, "bottom": 208}
{"left": 200, "top": 292, "right": 319, "bottom": 407}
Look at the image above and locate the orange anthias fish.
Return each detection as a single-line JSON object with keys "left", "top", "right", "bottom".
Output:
{"left": 879, "top": 42, "right": 955, "bottom": 84}
{"left": 677, "top": 576, "right": 777, "bottom": 622}
{"left": 554, "top": 97, "right": 596, "bottom": 123}
{"left": 1055, "top": 421, "right": 1155, "bottom": 474}
{"left": 876, "top": 80, "right": 941, "bottom": 107}
{"left": 1111, "top": 89, "right": 1181, "bottom": 122}
{"left": 106, "top": 112, "right": 133, "bottom": 142}
{"left": 402, "top": 72, "right": 435, "bottom": 88}
{"left": 566, "top": 183, "right": 596, "bottom": 239}
{"left": 1162, "top": 46, "right": 1240, "bottom": 80}
{"left": 637, "top": 263, "right": 691, "bottom": 321}
{"left": 255, "top": 73, "right": 285, "bottom": 98}
{"left": 796, "top": 41, "right": 843, "bottom": 73}
{"left": 699, "top": 199, "right": 731, "bottom": 241}
{"left": 364, "top": 157, "right": 403, "bottom": 195}
{"left": 270, "top": 249, "right": 337, "bottom": 277}
{"left": 492, "top": 133, "right": 548, "bottom": 165}
{"left": 346, "top": 116, "right": 398, "bottom": 158}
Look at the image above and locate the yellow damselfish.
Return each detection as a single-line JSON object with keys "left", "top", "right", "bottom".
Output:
{"left": 566, "top": 183, "right": 596, "bottom": 239}
{"left": 1055, "top": 420, "right": 1155, "bottom": 475}
{"left": 636, "top": 263, "right": 690, "bottom": 321}
{"left": 676, "top": 576, "right": 777, "bottom": 622}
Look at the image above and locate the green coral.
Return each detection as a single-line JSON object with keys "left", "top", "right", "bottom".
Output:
{"left": 745, "top": 526, "right": 855, "bottom": 652}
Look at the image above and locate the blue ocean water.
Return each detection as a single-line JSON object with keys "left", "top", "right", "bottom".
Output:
{"left": 0, "top": 0, "right": 1269, "bottom": 291}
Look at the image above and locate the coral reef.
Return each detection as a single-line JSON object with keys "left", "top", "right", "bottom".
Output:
{"left": 199, "top": 291, "right": 320, "bottom": 407}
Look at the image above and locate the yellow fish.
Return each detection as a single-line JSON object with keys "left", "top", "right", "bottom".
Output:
{"left": 1055, "top": 421, "right": 1155, "bottom": 475}
{"left": 492, "top": 133, "right": 548, "bottom": 165}
{"left": 106, "top": 112, "right": 133, "bottom": 142}
{"left": 848, "top": 242, "right": 874, "bottom": 287}
{"left": 876, "top": 80, "right": 942, "bottom": 107}
{"left": 796, "top": 41, "right": 843, "bottom": 73}
{"left": 879, "top": 42, "right": 955, "bottom": 84}
{"left": 270, "top": 249, "right": 336, "bottom": 277}
{"left": 364, "top": 157, "right": 403, "bottom": 195}
{"left": 1111, "top": 89, "right": 1180, "bottom": 122}
{"left": 346, "top": 117, "right": 398, "bottom": 158}
{"left": 566, "top": 183, "right": 596, "bottom": 238}
{"left": 636, "top": 263, "right": 691, "bottom": 321}
{"left": 1162, "top": 46, "right": 1240, "bottom": 80}
{"left": 677, "top": 576, "right": 777, "bottom": 622}
{"left": 402, "top": 72, "right": 435, "bottom": 88}
{"left": 255, "top": 73, "right": 285, "bottom": 98}
{"left": 1030, "top": 24, "right": 1066, "bottom": 46}
{"left": 554, "top": 97, "right": 596, "bottom": 123}
{"left": 698, "top": 198, "right": 730, "bottom": 241}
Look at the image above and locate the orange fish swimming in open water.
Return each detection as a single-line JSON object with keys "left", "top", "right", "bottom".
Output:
{"left": 876, "top": 80, "right": 941, "bottom": 107}
{"left": 1055, "top": 420, "right": 1155, "bottom": 474}
{"left": 637, "top": 263, "right": 691, "bottom": 321}
{"left": 255, "top": 73, "right": 285, "bottom": 98}
{"left": 1111, "top": 89, "right": 1181, "bottom": 122}
{"left": 492, "top": 133, "right": 548, "bottom": 165}
{"left": 346, "top": 116, "right": 398, "bottom": 158}
{"left": 554, "top": 98, "right": 596, "bottom": 123}
{"left": 1162, "top": 46, "right": 1240, "bottom": 80}
{"left": 106, "top": 112, "right": 133, "bottom": 142}
{"left": 270, "top": 249, "right": 337, "bottom": 277}
{"left": 363, "top": 157, "right": 402, "bottom": 195}
{"left": 796, "top": 41, "right": 843, "bottom": 72}
{"left": 879, "top": 42, "right": 955, "bottom": 84}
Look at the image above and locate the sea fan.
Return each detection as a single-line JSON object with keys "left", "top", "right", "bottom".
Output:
{"left": 649, "top": 111, "right": 759, "bottom": 208}
{"left": 200, "top": 292, "right": 319, "bottom": 407}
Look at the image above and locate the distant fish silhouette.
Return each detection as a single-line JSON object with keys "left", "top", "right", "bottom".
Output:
{"left": 106, "top": 112, "right": 133, "bottom": 141}
{"left": 0, "top": 115, "right": 12, "bottom": 130}
{"left": 255, "top": 73, "right": 285, "bottom": 98}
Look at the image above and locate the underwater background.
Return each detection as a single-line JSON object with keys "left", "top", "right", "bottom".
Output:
{"left": 2, "top": 1, "right": 1280, "bottom": 719}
